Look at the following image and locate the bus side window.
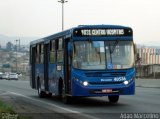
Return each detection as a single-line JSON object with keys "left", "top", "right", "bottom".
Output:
{"left": 57, "top": 38, "right": 64, "bottom": 62}
{"left": 50, "top": 40, "right": 56, "bottom": 63}
{"left": 40, "top": 43, "right": 44, "bottom": 64}
{"left": 36, "top": 44, "right": 40, "bottom": 64}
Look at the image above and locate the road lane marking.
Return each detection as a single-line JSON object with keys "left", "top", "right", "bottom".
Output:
{"left": 4, "top": 91, "right": 99, "bottom": 119}
{"left": 8, "top": 91, "right": 79, "bottom": 113}
{"left": 0, "top": 92, "right": 10, "bottom": 96}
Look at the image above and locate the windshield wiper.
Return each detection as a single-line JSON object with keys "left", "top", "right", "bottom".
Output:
{"left": 108, "top": 42, "right": 112, "bottom": 64}
{"left": 107, "top": 40, "right": 119, "bottom": 65}
{"left": 110, "top": 40, "right": 119, "bottom": 54}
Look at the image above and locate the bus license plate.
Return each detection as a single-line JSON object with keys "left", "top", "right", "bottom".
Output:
{"left": 102, "top": 89, "right": 112, "bottom": 93}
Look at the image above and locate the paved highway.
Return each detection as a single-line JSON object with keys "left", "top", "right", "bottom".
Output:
{"left": 0, "top": 80, "right": 160, "bottom": 119}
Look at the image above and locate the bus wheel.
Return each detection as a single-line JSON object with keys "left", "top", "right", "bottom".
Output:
{"left": 108, "top": 95, "right": 119, "bottom": 103}
{"left": 46, "top": 93, "right": 52, "bottom": 98}
{"left": 62, "top": 83, "right": 72, "bottom": 104}
{"left": 62, "top": 94, "right": 72, "bottom": 104}
{"left": 37, "top": 80, "right": 46, "bottom": 98}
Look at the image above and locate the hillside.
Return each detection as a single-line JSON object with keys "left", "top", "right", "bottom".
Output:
{"left": 0, "top": 34, "right": 39, "bottom": 46}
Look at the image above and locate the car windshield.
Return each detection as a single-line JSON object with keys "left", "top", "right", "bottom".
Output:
{"left": 73, "top": 40, "right": 134, "bottom": 70}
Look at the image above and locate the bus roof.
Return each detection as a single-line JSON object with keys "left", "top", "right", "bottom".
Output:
{"left": 30, "top": 25, "right": 132, "bottom": 46}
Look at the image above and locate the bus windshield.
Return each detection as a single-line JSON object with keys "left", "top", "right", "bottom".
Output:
{"left": 73, "top": 40, "right": 134, "bottom": 70}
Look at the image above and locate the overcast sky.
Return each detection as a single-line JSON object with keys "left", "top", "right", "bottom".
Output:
{"left": 0, "top": 0, "right": 160, "bottom": 45}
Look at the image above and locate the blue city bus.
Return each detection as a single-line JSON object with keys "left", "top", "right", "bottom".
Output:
{"left": 30, "top": 25, "right": 135, "bottom": 104}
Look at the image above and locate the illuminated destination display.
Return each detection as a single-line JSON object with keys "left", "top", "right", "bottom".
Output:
{"left": 81, "top": 29, "right": 124, "bottom": 36}
{"left": 73, "top": 28, "right": 132, "bottom": 36}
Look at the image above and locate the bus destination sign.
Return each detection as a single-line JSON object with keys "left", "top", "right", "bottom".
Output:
{"left": 73, "top": 28, "right": 132, "bottom": 37}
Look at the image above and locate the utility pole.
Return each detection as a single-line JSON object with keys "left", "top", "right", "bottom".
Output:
{"left": 15, "top": 40, "right": 18, "bottom": 73}
{"left": 23, "top": 46, "right": 25, "bottom": 74}
{"left": 18, "top": 39, "right": 20, "bottom": 51}
{"left": 58, "top": 0, "right": 68, "bottom": 31}
{"left": 15, "top": 39, "right": 20, "bottom": 72}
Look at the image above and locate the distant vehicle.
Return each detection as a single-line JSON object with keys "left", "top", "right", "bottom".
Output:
{"left": 0, "top": 72, "right": 3, "bottom": 79}
{"left": 16, "top": 72, "right": 22, "bottom": 77}
{"left": 2, "top": 73, "right": 9, "bottom": 80}
{"left": 30, "top": 25, "right": 135, "bottom": 104}
{"left": 9, "top": 73, "right": 18, "bottom": 80}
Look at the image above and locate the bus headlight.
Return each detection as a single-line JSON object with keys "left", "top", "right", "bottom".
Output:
{"left": 123, "top": 80, "right": 129, "bottom": 85}
{"left": 83, "top": 81, "right": 88, "bottom": 86}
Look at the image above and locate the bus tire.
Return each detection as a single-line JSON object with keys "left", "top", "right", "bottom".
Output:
{"left": 62, "top": 80, "right": 72, "bottom": 104}
{"left": 37, "top": 79, "right": 46, "bottom": 98}
{"left": 62, "top": 94, "right": 72, "bottom": 104}
{"left": 108, "top": 95, "right": 119, "bottom": 103}
{"left": 46, "top": 93, "right": 52, "bottom": 98}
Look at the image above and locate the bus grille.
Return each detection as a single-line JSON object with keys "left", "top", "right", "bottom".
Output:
{"left": 89, "top": 81, "right": 123, "bottom": 85}
{"left": 85, "top": 72, "right": 126, "bottom": 77}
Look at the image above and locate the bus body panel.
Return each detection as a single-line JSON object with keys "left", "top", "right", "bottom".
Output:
{"left": 48, "top": 63, "right": 62, "bottom": 95}
{"left": 35, "top": 64, "right": 45, "bottom": 90}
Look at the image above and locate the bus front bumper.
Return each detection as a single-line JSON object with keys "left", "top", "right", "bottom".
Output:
{"left": 71, "top": 80, "right": 135, "bottom": 97}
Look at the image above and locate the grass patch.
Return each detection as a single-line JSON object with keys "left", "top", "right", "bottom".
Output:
{"left": 0, "top": 99, "right": 15, "bottom": 113}
{"left": 0, "top": 99, "right": 31, "bottom": 119}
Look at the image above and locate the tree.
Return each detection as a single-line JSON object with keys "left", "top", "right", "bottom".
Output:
{"left": 6, "top": 42, "right": 13, "bottom": 51}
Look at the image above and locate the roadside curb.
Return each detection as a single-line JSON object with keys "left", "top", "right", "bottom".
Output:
{"left": 135, "top": 79, "right": 160, "bottom": 88}
{"left": 136, "top": 86, "right": 160, "bottom": 89}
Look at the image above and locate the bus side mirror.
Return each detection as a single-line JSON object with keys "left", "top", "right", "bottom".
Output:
{"left": 133, "top": 43, "right": 137, "bottom": 55}
{"left": 68, "top": 42, "right": 72, "bottom": 56}
{"left": 133, "top": 43, "right": 137, "bottom": 63}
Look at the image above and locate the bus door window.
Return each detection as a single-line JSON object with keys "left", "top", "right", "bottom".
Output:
{"left": 36, "top": 44, "right": 40, "bottom": 64}
{"left": 35, "top": 43, "right": 44, "bottom": 64}
{"left": 50, "top": 40, "right": 56, "bottom": 63}
{"left": 57, "top": 38, "right": 64, "bottom": 70}
{"left": 40, "top": 43, "right": 44, "bottom": 64}
{"left": 48, "top": 40, "right": 57, "bottom": 91}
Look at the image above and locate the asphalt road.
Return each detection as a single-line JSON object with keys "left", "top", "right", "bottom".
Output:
{"left": 0, "top": 80, "right": 160, "bottom": 119}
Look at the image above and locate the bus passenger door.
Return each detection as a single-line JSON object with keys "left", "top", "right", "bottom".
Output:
{"left": 30, "top": 46, "right": 36, "bottom": 89}
{"left": 44, "top": 44, "right": 49, "bottom": 91}
{"left": 64, "top": 38, "right": 71, "bottom": 94}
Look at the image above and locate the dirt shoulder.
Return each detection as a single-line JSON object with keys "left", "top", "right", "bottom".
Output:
{"left": 0, "top": 90, "right": 69, "bottom": 119}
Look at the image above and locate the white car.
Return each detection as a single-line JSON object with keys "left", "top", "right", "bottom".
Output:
{"left": 2, "top": 73, "right": 9, "bottom": 80}
{"left": 9, "top": 73, "right": 18, "bottom": 80}
{"left": 0, "top": 72, "right": 3, "bottom": 79}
